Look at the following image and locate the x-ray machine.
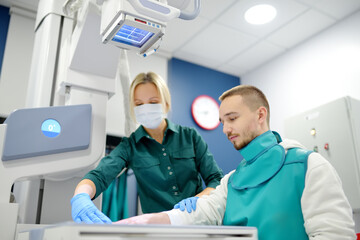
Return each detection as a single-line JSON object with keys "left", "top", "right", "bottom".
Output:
{"left": 0, "top": 0, "right": 258, "bottom": 239}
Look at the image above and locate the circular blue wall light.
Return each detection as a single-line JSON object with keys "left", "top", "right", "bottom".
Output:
{"left": 41, "top": 119, "right": 61, "bottom": 138}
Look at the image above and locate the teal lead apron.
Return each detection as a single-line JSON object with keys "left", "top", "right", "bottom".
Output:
{"left": 223, "top": 131, "right": 312, "bottom": 240}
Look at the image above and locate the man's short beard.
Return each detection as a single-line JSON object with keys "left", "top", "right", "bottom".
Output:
{"left": 234, "top": 132, "right": 258, "bottom": 150}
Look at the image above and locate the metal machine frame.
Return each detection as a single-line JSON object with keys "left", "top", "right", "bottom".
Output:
{"left": 19, "top": 223, "right": 258, "bottom": 240}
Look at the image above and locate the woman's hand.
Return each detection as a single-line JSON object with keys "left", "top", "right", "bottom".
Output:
{"left": 71, "top": 193, "right": 111, "bottom": 224}
{"left": 174, "top": 197, "right": 199, "bottom": 213}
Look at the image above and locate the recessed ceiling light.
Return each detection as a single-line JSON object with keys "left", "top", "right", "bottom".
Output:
{"left": 244, "top": 4, "right": 277, "bottom": 25}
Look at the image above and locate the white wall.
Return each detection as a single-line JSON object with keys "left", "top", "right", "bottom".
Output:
{"left": 0, "top": 7, "right": 35, "bottom": 117}
{"left": 241, "top": 10, "right": 360, "bottom": 136}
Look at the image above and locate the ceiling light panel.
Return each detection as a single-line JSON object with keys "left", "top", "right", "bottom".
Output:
{"left": 217, "top": 0, "right": 308, "bottom": 38}
{"left": 244, "top": 4, "right": 277, "bottom": 25}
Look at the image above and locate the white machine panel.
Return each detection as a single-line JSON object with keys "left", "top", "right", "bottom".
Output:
{"left": 284, "top": 96, "right": 360, "bottom": 211}
{"left": 19, "top": 223, "right": 258, "bottom": 240}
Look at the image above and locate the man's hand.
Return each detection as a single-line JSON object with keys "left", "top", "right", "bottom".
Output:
{"left": 174, "top": 197, "right": 199, "bottom": 213}
{"left": 114, "top": 213, "right": 171, "bottom": 225}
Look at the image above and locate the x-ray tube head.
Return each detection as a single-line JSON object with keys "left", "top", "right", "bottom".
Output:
{"left": 100, "top": 0, "right": 200, "bottom": 55}
{"left": 102, "top": 13, "right": 165, "bottom": 54}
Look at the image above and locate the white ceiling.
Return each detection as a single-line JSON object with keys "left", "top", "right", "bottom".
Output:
{"left": 161, "top": 0, "right": 360, "bottom": 76}
{"left": 1, "top": 0, "right": 360, "bottom": 77}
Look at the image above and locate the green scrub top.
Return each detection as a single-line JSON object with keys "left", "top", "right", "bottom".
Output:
{"left": 84, "top": 119, "right": 223, "bottom": 213}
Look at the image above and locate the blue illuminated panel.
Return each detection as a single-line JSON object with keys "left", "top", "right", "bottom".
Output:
{"left": 41, "top": 119, "right": 61, "bottom": 138}
{"left": 112, "top": 24, "right": 154, "bottom": 48}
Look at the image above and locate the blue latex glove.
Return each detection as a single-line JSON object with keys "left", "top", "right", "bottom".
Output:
{"left": 174, "top": 197, "right": 199, "bottom": 213}
{"left": 71, "top": 193, "right": 111, "bottom": 224}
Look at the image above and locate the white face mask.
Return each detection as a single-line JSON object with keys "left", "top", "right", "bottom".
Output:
{"left": 134, "top": 104, "right": 165, "bottom": 129}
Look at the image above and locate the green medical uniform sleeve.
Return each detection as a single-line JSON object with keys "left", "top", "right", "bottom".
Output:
{"left": 83, "top": 139, "right": 129, "bottom": 199}
{"left": 192, "top": 128, "right": 224, "bottom": 188}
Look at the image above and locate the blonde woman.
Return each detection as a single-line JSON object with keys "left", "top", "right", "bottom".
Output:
{"left": 71, "top": 72, "right": 223, "bottom": 223}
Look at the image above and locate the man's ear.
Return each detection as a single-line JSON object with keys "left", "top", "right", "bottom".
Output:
{"left": 257, "top": 106, "right": 267, "bottom": 124}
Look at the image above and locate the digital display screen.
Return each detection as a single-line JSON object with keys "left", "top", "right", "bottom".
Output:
{"left": 112, "top": 24, "right": 155, "bottom": 48}
{"left": 41, "top": 119, "right": 61, "bottom": 138}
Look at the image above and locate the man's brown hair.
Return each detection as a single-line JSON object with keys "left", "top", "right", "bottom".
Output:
{"left": 219, "top": 85, "right": 270, "bottom": 126}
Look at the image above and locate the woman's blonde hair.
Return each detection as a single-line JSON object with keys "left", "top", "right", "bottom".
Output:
{"left": 129, "top": 72, "right": 171, "bottom": 121}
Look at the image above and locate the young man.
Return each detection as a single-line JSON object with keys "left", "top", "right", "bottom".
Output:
{"left": 115, "top": 85, "right": 356, "bottom": 240}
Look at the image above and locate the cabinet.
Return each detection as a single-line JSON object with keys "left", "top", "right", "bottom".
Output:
{"left": 284, "top": 96, "right": 360, "bottom": 211}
